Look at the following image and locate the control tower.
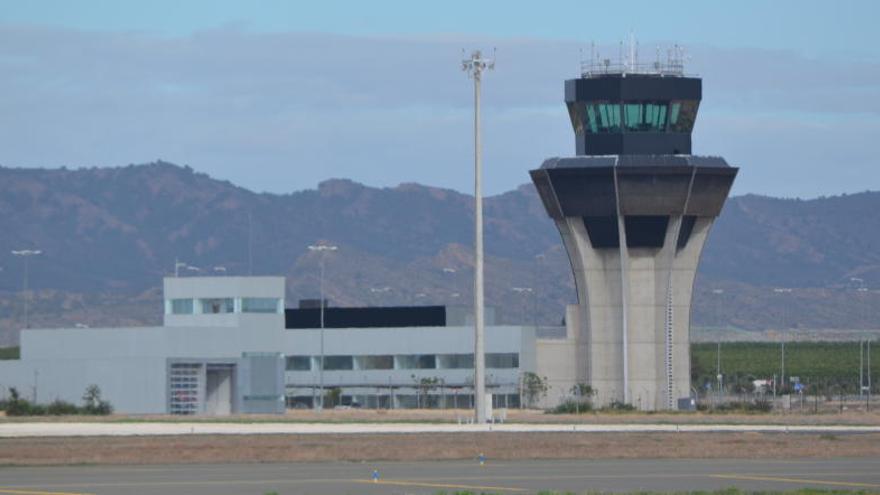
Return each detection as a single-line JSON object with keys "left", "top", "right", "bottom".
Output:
{"left": 530, "top": 50, "right": 737, "bottom": 410}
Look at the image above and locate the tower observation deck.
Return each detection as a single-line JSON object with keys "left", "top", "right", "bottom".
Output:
{"left": 530, "top": 49, "right": 737, "bottom": 410}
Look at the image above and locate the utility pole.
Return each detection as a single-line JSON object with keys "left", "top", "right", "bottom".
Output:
{"left": 462, "top": 49, "right": 494, "bottom": 424}
{"left": 308, "top": 244, "right": 338, "bottom": 412}
{"left": 11, "top": 249, "right": 42, "bottom": 329}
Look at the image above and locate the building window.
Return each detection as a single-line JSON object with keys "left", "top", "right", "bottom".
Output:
{"left": 242, "top": 297, "right": 281, "bottom": 314}
{"left": 486, "top": 353, "right": 519, "bottom": 369}
{"left": 169, "top": 299, "right": 194, "bottom": 315}
{"left": 437, "top": 354, "right": 474, "bottom": 369}
{"left": 396, "top": 354, "right": 436, "bottom": 370}
{"left": 286, "top": 356, "right": 311, "bottom": 371}
{"left": 200, "top": 298, "right": 234, "bottom": 314}
{"left": 360, "top": 355, "right": 394, "bottom": 370}
{"left": 323, "top": 356, "right": 354, "bottom": 370}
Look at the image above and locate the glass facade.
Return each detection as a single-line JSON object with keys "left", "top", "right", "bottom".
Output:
{"left": 437, "top": 353, "right": 474, "bottom": 369}
{"left": 624, "top": 102, "right": 668, "bottom": 132}
{"left": 572, "top": 100, "right": 699, "bottom": 134}
{"left": 242, "top": 297, "right": 281, "bottom": 314}
{"left": 486, "top": 352, "right": 519, "bottom": 369}
{"left": 396, "top": 354, "right": 436, "bottom": 370}
{"left": 584, "top": 102, "right": 621, "bottom": 133}
{"left": 285, "top": 353, "right": 521, "bottom": 372}
{"left": 669, "top": 100, "right": 699, "bottom": 133}
{"left": 285, "top": 356, "right": 311, "bottom": 371}
{"left": 323, "top": 355, "right": 354, "bottom": 370}
{"left": 359, "top": 355, "right": 394, "bottom": 370}
{"left": 199, "top": 298, "right": 234, "bottom": 314}
{"left": 170, "top": 298, "right": 194, "bottom": 315}
{"left": 166, "top": 297, "right": 282, "bottom": 315}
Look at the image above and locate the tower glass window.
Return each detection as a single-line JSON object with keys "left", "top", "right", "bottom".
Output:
{"left": 584, "top": 102, "right": 621, "bottom": 133}
{"left": 623, "top": 102, "right": 669, "bottom": 132}
{"left": 669, "top": 100, "right": 699, "bottom": 133}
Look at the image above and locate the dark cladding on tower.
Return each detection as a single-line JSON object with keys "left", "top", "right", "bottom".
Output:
{"left": 529, "top": 50, "right": 738, "bottom": 411}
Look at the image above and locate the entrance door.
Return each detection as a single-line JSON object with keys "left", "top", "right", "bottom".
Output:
{"left": 205, "top": 364, "right": 234, "bottom": 415}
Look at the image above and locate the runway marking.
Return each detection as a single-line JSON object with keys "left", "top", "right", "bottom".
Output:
{"left": 352, "top": 479, "right": 528, "bottom": 492}
{"left": 711, "top": 473, "right": 880, "bottom": 488}
{"left": 0, "top": 489, "right": 95, "bottom": 495}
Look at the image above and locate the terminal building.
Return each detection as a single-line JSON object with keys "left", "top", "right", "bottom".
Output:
{"left": 0, "top": 276, "right": 564, "bottom": 414}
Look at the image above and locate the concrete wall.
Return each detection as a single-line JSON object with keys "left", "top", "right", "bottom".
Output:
{"left": 559, "top": 214, "right": 714, "bottom": 410}
{"left": 0, "top": 357, "right": 167, "bottom": 413}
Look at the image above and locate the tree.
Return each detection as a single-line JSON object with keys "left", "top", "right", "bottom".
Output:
{"left": 81, "top": 384, "right": 113, "bottom": 415}
{"left": 521, "top": 372, "right": 549, "bottom": 408}
{"left": 412, "top": 375, "right": 440, "bottom": 408}
{"left": 323, "top": 387, "right": 341, "bottom": 408}
{"left": 569, "top": 383, "right": 595, "bottom": 413}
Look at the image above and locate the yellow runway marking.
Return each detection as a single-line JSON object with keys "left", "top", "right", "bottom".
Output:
{"left": 0, "top": 489, "right": 95, "bottom": 495}
{"left": 352, "top": 478, "right": 528, "bottom": 492}
{"left": 712, "top": 474, "right": 880, "bottom": 489}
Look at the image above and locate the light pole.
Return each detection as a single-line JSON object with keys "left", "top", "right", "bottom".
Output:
{"left": 861, "top": 339, "right": 865, "bottom": 400}
{"left": 11, "top": 249, "right": 42, "bottom": 329}
{"left": 462, "top": 49, "right": 494, "bottom": 424}
{"left": 308, "top": 244, "right": 338, "bottom": 411}
{"left": 773, "top": 287, "right": 792, "bottom": 394}
{"left": 534, "top": 254, "right": 544, "bottom": 332}
{"left": 716, "top": 341, "right": 722, "bottom": 406}
{"left": 868, "top": 339, "right": 872, "bottom": 410}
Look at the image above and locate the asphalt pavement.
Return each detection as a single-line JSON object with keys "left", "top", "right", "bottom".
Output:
{"left": 1, "top": 457, "right": 878, "bottom": 494}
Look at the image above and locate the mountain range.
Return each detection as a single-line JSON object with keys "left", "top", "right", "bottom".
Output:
{"left": 1, "top": 161, "right": 879, "bottom": 345}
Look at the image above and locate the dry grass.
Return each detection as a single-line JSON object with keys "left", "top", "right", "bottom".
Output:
{"left": 1, "top": 432, "right": 878, "bottom": 466}
{"left": 4, "top": 408, "right": 880, "bottom": 425}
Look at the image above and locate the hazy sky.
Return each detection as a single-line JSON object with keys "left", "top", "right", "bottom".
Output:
{"left": 1, "top": 1, "right": 877, "bottom": 198}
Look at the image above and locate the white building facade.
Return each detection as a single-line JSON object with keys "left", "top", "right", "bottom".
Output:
{"left": 0, "top": 276, "right": 567, "bottom": 415}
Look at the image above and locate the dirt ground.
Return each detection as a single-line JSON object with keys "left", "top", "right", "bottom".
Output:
{"left": 3, "top": 408, "right": 880, "bottom": 425}
{"left": 1, "top": 431, "right": 878, "bottom": 466}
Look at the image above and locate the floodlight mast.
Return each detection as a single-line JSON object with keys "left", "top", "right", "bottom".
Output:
{"left": 11, "top": 249, "right": 42, "bottom": 329}
{"left": 462, "top": 49, "right": 494, "bottom": 424}
{"left": 308, "top": 243, "right": 338, "bottom": 412}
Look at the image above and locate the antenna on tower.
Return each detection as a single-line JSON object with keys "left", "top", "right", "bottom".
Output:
{"left": 628, "top": 31, "right": 636, "bottom": 73}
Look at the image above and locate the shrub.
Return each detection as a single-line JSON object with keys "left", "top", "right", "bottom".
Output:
{"left": 604, "top": 400, "right": 636, "bottom": 412}
{"left": 550, "top": 399, "right": 593, "bottom": 414}
{"left": 47, "top": 399, "right": 80, "bottom": 415}
{"left": 714, "top": 399, "right": 773, "bottom": 413}
{"left": 4, "top": 385, "right": 113, "bottom": 416}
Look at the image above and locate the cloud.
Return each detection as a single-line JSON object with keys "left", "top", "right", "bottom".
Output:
{"left": 0, "top": 25, "right": 877, "bottom": 197}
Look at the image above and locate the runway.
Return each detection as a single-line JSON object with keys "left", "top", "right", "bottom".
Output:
{"left": 0, "top": 458, "right": 878, "bottom": 494}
